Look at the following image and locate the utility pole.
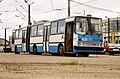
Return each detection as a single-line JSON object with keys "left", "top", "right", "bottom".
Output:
{"left": 28, "top": 4, "right": 31, "bottom": 25}
{"left": 108, "top": 18, "right": 110, "bottom": 43}
{"left": 5, "top": 28, "right": 6, "bottom": 52}
{"left": 68, "top": 0, "right": 70, "bottom": 17}
{"left": 105, "top": 16, "right": 110, "bottom": 43}
{"left": 4, "top": 28, "right": 10, "bottom": 52}
{"left": 0, "top": 0, "right": 3, "bottom": 2}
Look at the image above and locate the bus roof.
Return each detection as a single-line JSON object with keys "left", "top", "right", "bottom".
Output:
{"left": 51, "top": 16, "right": 101, "bottom": 22}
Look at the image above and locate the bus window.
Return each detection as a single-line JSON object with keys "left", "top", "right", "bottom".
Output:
{"left": 19, "top": 29, "right": 22, "bottom": 38}
{"left": 91, "top": 18, "right": 102, "bottom": 35}
{"left": 37, "top": 24, "right": 44, "bottom": 35}
{"left": 76, "top": 18, "right": 87, "bottom": 34}
{"left": 76, "top": 21, "right": 82, "bottom": 32}
{"left": 51, "top": 21, "right": 57, "bottom": 34}
{"left": 58, "top": 20, "right": 65, "bottom": 34}
{"left": 31, "top": 25, "right": 37, "bottom": 36}
{"left": 15, "top": 30, "right": 19, "bottom": 39}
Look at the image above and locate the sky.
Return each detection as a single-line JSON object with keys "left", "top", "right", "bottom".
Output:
{"left": 0, "top": 0, "right": 120, "bottom": 40}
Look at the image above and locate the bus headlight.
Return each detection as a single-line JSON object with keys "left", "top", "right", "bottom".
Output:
{"left": 78, "top": 42, "right": 81, "bottom": 46}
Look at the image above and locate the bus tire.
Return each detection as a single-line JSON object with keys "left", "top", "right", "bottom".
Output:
{"left": 33, "top": 45, "right": 37, "bottom": 55}
{"left": 58, "top": 45, "right": 64, "bottom": 56}
{"left": 109, "top": 52, "right": 114, "bottom": 55}
{"left": 77, "top": 53, "right": 89, "bottom": 57}
{"left": 15, "top": 45, "right": 19, "bottom": 54}
{"left": 83, "top": 54, "right": 89, "bottom": 57}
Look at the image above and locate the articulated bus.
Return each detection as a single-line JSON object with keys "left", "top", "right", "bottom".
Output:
{"left": 103, "top": 18, "right": 120, "bottom": 55}
{"left": 12, "top": 16, "right": 104, "bottom": 57}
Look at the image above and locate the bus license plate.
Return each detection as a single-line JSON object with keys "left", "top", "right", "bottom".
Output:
{"left": 113, "top": 49, "right": 119, "bottom": 51}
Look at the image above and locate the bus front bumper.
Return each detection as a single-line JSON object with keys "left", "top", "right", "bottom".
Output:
{"left": 73, "top": 46, "right": 104, "bottom": 54}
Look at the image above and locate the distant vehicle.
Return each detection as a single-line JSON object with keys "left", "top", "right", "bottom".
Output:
{"left": 103, "top": 18, "right": 120, "bottom": 55}
{"left": 104, "top": 42, "right": 120, "bottom": 55}
{"left": 12, "top": 16, "right": 104, "bottom": 57}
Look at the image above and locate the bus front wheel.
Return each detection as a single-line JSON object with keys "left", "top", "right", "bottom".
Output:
{"left": 15, "top": 45, "right": 19, "bottom": 54}
{"left": 58, "top": 45, "right": 64, "bottom": 56}
{"left": 77, "top": 53, "right": 89, "bottom": 57}
{"left": 33, "top": 45, "right": 37, "bottom": 55}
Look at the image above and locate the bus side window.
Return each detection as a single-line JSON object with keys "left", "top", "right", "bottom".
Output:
{"left": 76, "top": 21, "right": 82, "bottom": 33}
{"left": 31, "top": 25, "right": 37, "bottom": 36}
{"left": 15, "top": 30, "right": 19, "bottom": 39}
{"left": 58, "top": 20, "right": 65, "bottom": 34}
{"left": 37, "top": 24, "right": 44, "bottom": 35}
{"left": 51, "top": 21, "right": 57, "bottom": 34}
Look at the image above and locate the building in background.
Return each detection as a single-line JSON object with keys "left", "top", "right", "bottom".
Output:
{"left": 102, "top": 17, "right": 120, "bottom": 55}
{"left": 0, "top": 38, "right": 10, "bottom": 52}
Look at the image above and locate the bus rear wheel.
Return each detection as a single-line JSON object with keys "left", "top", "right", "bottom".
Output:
{"left": 33, "top": 45, "right": 37, "bottom": 55}
{"left": 15, "top": 45, "right": 19, "bottom": 54}
{"left": 109, "top": 51, "right": 114, "bottom": 55}
{"left": 58, "top": 45, "right": 64, "bottom": 56}
{"left": 82, "top": 54, "right": 89, "bottom": 57}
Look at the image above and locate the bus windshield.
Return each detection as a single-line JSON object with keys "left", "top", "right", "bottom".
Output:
{"left": 91, "top": 18, "right": 102, "bottom": 35}
{"left": 75, "top": 17, "right": 102, "bottom": 35}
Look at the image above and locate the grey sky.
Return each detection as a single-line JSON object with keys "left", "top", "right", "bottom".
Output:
{"left": 0, "top": 0, "right": 120, "bottom": 40}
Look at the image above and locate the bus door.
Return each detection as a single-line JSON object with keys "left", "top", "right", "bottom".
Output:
{"left": 43, "top": 26, "right": 50, "bottom": 53}
{"left": 12, "top": 32, "right": 15, "bottom": 52}
{"left": 65, "top": 22, "right": 74, "bottom": 52}
{"left": 22, "top": 30, "right": 26, "bottom": 52}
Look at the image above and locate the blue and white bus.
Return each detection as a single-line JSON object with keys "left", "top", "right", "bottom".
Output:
{"left": 48, "top": 16, "right": 103, "bottom": 56}
{"left": 13, "top": 16, "right": 104, "bottom": 57}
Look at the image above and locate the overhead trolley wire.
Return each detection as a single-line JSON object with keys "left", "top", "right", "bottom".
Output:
{"left": 70, "top": 0, "right": 120, "bottom": 14}
{"left": 83, "top": 0, "right": 97, "bottom": 3}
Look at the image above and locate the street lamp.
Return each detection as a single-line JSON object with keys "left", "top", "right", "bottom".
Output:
{"left": 24, "top": 0, "right": 34, "bottom": 52}
{"left": 0, "top": 0, "right": 3, "bottom": 2}
{"left": 68, "top": 0, "right": 70, "bottom": 17}
{"left": 24, "top": 0, "right": 34, "bottom": 25}
{"left": 3, "top": 27, "right": 10, "bottom": 52}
